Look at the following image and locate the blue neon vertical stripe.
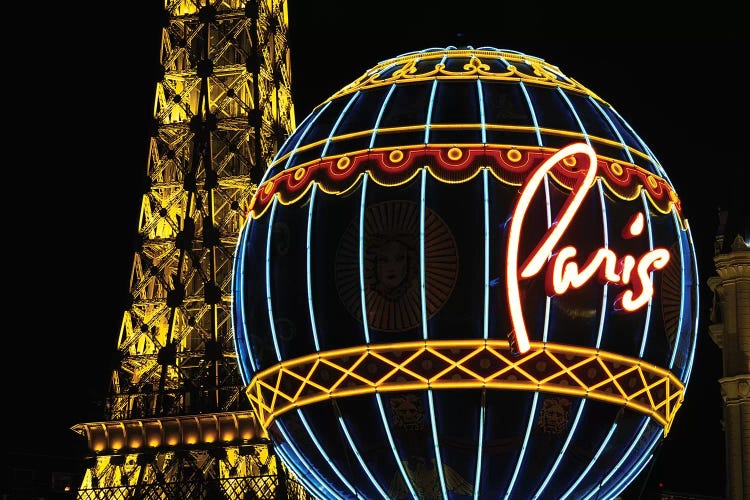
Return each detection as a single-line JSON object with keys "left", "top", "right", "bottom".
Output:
{"left": 560, "top": 423, "right": 618, "bottom": 499}
{"left": 639, "top": 190, "right": 655, "bottom": 358}
{"left": 322, "top": 92, "right": 359, "bottom": 158}
{"left": 682, "top": 225, "right": 700, "bottom": 390}
{"left": 532, "top": 400, "right": 587, "bottom": 499}
{"left": 473, "top": 392, "right": 486, "bottom": 499}
{"left": 477, "top": 79, "right": 487, "bottom": 144}
{"left": 265, "top": 197, "right": 282, "bottom": 361}
{"left": 482, "top": 169, "right": 490, "bottom": 340}
{"left": 376, "top": 393, "right": 418, "bottom": 499}
{"left": 297, "top": 409, "right": 360, "bottom": 497}
{"left": 669, "top": 208, "right": 687, "bottom": 372}
{"left": 337, "top": 415, "right": 389, "bottom": 499}
{"left": 428, "top": 390, "right": 448, "bottom": 499}
{"left": 504, "top": 392, "right": 539, "bottom": 499}
{"left": 369, "top": 85, "right": 396, "bottom": 149}
{"left": 359, "top": 174, "right": 371, "bottom": 344}
{"left": 583, "top": 418, "right": 651, "bottom": 499}
{"left": 424, "top": 76, "right": 440, "bottom": 144}
{"left": 275, "top": 420, "right": 347, "bottom": 500}
{"left": 595, "top": 180, "right": 609, "bottom": 349}
{"left": 306, "top": 183, "right": 320, "bottom": 352}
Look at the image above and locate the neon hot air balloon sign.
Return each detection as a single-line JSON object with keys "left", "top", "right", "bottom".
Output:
{"left": 507, "top": 142, "right": 671, "bottom": 354}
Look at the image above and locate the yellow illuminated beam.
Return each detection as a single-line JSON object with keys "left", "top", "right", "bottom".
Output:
{"left": 245, "top": 340, "right": 684, "bottom": 436}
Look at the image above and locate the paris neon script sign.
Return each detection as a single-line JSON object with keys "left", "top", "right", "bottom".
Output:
{"left": 506, "top": 143, "right": 671, "bottom": 354}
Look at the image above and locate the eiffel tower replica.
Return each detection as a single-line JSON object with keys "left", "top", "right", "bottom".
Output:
{"left": 71, "top": 2, "right": 313, "bottom": 498}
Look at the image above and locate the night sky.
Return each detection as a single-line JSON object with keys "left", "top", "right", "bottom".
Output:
{"left": 10, "top": 3, "right": 747, "bottom": 498}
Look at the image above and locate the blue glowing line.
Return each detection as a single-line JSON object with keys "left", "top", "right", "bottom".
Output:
{"left": 563, "top": 91, "right": 609, "bottom": 349}
{"left": 236, "top": 230, "right": 255, "bottom": 381}
{"left": 560, "top": 423, "right": 618, "bottom": 499}
{"left": 275, "top": 101, "right": 329, "bottom": 177}
{"left": 558, "top": 88, "right": 590, "bottom": 147}
{"left": 337, "top": 415, "right": 389, "bottom": 499}
{"left": 532, "top": 400, "right": 587, "bottom": 499}
{"left": 609, "top": 450, "right": 656, "bottom": 499}
{"left": 477, "top": 79, "right": 487, "bottom": 144}
{"left": 609, "top": 107, "right": 674, "bottom": 185}
{"left": 265, "top": 197, "right": 282, "bottom": 361}
{"left": 424, "top": 76, "right": 440, "bottom": 144}
{"left": 419, "top": 169, "right": 428, "bottom": 340}
{"left": 483, "top": 169, "right": 490, "bottom": 340}
{"left": 595, "top": 180, "right": 609, "bottom": 349}
{"left": 375, "top": 393, "right": 418, "bottom": 499}
{"left": 359, "top": 174, "right": 371, "bottom": 344}
{"left": 522, "top": 81, "right": 553, "bottom": 343}
{"left": 504, "top": 392, "right": 539, "bottom": 499}
{"left": 669, "top": 208, "right": 687, "bottom": 372}
{"left": 584, "top": 418, "right": 651, "bottom": 499}
{"left": 321, "top": 92, "right": 359, "bottom": 159}
{"left": 587, "top": 97, "right": 636, "bottom": 165}
{"left": 639, "top": 190, "right": 655, "bottom": 358}
{"left": 297, "top": 409, "right": 360, "bottom": 497}
{"left": 473, "top": 393, "right": 486, "bottom": 500}
{"left": 427, "top": 390, "right": 449, "bottom": 499}
{"left": 608, "top": 430, "right": 662, "bottom": 497}
{"left": 518, "top": 82, "right": 542, "bottom": 146}
{"left": 541, "top": 160, "right": 552, "bottom": 342}
{"left": 369, "top": 85, "right": 396, "bottom": 149}
{"left": 306, "top": 183, "right": 320, "bottom": 352}
{"left": 275, "top": 420, "right": 346, "bottom": 500}
{"left": 682, "top": 226, "right": 700, "bottom": 390}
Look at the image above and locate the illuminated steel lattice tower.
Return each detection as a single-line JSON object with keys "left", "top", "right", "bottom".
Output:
{"left": 72, "top": 2, "right": 312, "bottom": 498}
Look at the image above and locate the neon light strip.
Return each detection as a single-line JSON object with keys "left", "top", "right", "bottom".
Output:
{"left": 369, "top": 85, "right": 396, "bottom": 149}
{"left": 306, "top": 183, "right": 320, "bottom": 351}
{"left": 235, "top": 223, "right": 255, "bottom": 379}
{"left": 428, "top": 389, "right": 449, "bottom": 499}
{"left": 607, "top": 432, "right": 660, "bottom": 499}
{"left": 245, "top": 340, "right": 685, "bottom": 432}
{"left": 669, "top": 207, "right": 687, "bottom": 371}
{"left": 610, "top": 106, "right": 675, "bottom": 185}
{"left": 337, "top": 415, "right": 388, "bottom": 498}
{"left": 253, "top": 145, "right": 680, "bottom": 221}
{"left": 477, "top": 79, "right": 487, "bottom": 144}
{"left": 297, "top": 409, "right": 359, "bottom": 497}
{"left": 359, "top": 174, "right": 371, "bottom": 343}
{"left": 682, "top": 226, "right": 700, "bottom": 392}
{"left": 322, "top": 92, "right": 359, "bottom": 158}
{"left": 595, "top": 180, "right": 609, "bottom": 349}
{"left": 639, "top": 190, "right": 654, "bottom": 358}
{"left": 277, "top": 102, "right": 327, "bottom": 177}
{"left": 473, "top": 391, "right": 486, "bottom": 499}
{"left": 424, "top": 64, "right": 442, "bottom": 144}
{"left": 376, "top": 393, "right": 418, "bottom": 499}
{"left": 560, "top": 90, "right": 608, "bottom": 350}
{"left": 265, "top": 197, "right": 282, "bottom": 361}
{"left": 419, "top": 169, "right": 428, "bottom": 341}
{"left": 275, "top": 420, "right": 346, "bottom": 500}
{"left": 588, "top": 96, "right": 636, "bottom": 165}
{"left": 542, "top": 177, "right": 552, "bottom": 343}
{"left": 560, "top": 422, "right": 617, "bottom": 499}
{"left": 583, "top": 417, "right": 650, "bottom": 499}
{"left": 479, "top": 80, "right": 490, "bottom": 343}
{"left": 519, "top": 81, "right": 543, "bottom": 147}
{"left": 419, "top": 164, "right": 448, "bottom": 499}
{"left": 483, "top": 168, "right": 490, "bottom": 340}
{"left": 504, "top": 392, "right": 539, "bottom": 499}
{"left": 532, "top": 399, "right": 586, "bottom": 498}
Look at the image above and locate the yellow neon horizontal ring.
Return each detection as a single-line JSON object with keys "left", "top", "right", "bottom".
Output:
{"left": 245, "top": 340, "right": 684, "bottom": 436}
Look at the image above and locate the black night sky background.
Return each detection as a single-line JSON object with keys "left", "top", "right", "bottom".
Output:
{"left": 8, "top": 2, "right": 748, "bottom": 498}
